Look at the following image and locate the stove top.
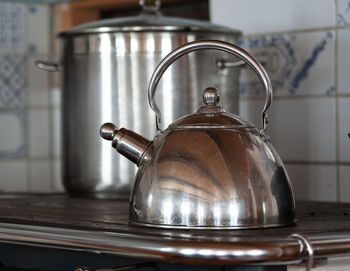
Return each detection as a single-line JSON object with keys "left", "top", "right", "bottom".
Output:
{"left": 0, "top": 195, "right": 349, "bottom": 265}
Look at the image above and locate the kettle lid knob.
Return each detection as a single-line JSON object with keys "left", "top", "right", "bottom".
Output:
{"left": 202, "top": 87, "right": 220, "bottom": 106}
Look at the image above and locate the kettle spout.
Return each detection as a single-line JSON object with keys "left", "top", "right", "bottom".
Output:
{"left": 100, "top": 123, "right": 152, "bottom": 166}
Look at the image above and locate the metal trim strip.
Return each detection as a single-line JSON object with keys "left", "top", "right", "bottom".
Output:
{"left": 0, "top": 222, "right": 350, "bottom": 265}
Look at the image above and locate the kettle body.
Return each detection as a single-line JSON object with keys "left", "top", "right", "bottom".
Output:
{"left": 130, "top": 124, "right": 295, "bottom": 229}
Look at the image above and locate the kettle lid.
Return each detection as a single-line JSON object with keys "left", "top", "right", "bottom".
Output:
{"left": 169, "top": 87, "right": 255, "bottom": 130}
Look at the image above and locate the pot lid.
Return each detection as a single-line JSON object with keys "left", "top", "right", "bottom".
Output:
{"left": 59, "top": 14, "right": 241, "bottom": 36}
{"left": 169, "top": 87, "right": 254, "bottom": 130}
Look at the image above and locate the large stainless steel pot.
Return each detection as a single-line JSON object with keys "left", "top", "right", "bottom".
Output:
{"left": 38, "top": 2, "right": 241, "bottom": 198}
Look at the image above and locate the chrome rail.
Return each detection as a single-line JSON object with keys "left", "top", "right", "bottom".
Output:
{"left": 0, "top": 223, "right": 350, "bottom": 265}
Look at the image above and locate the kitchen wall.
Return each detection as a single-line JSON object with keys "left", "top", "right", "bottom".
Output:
{"left": 0, "top": 1, "right": 62, "bottom": 192}
{"left": 210, "top": 0, "right": 350, "bottom": 202}
{"left": 0, "top": 0, "right": 349, "bottom": 203}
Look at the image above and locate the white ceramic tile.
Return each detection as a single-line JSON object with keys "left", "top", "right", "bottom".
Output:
{"left": 340, "top": 166, "right": 350, "bottom": 202}
{"left": 28, "top": 160, "right": 52, "bottom": 192}
{"left": 0, "top": 56, "right": 26, "bottom": 107}
{"left": 0, "top": 160, "right": 27, "bottom": 192}
{"left": 28, "top": 108, "right": 50, "bottom": 158}
{"left": 51, "top": 87, "right": 61, "bottom": 106}
{"left": 210, "top": 0, "right": 335, "bottom": 35}
{"left": 240, "top": 98, "right": 337, "bottom": 162}
{"left": 52, "top": 107, "right": 61, "bottom": 157}
{"left": 0, "top": 110, "right": 26, "bottom": 157}
{"left": 27, "top": 4, "right": 50, "bottom": 54}
{"left": 52, "top": 159, "right": 63, "bottom": 192}
{"left": 0, "top": 2, "right": 26, "bottom": 53}
{"left": 239, "top": 99, "right": 264, "bottom": 128}
{"left": 271, "top": 98, "right": 337, "bottom": 162}
{"left": 286, "top": 164, "right": 337, "bottom": 202}
{"left": 337, "top": 0, "right": 350, "bottom": 25}
{"left": 337, "top": 29, "right": 350, "bottom": 94}
{"left": 27, "top": 56, "right": 50, "bottom": 106}
{"left": 339, "top": 98, "right": 350, "bottom": 162}
{"left": 239, "top": 31, "right": 335, "bottom": 97}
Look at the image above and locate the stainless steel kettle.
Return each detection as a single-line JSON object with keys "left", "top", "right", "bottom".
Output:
{"left": 100, "top": 40, "right": 296, "bottom": 229}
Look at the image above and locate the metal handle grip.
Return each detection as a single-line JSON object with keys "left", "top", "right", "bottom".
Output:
{"left": 147, "top": 40, "right": 273, "bottom": 133}
{"left": 35, "top": 60, "right": 59, "bottom": 72}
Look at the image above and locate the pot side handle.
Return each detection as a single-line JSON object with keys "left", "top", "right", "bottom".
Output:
{"left": 216, "top": 54, "right": 268, "bottom": 69}
{"left": 35, "top": 60, "right": 60, "bottom": 72}
{"left": 147, "top": 40, "right": 272, "bottom": 134}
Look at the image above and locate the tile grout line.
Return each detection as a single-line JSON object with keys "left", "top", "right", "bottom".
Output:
{"left": 334, "top": 0, "right": 340, "bottom": 202}
{"left": 0, "top": 105, "right": 59, "bottom": 110}
{"left": 48, "top": 3, "right": 63, "bottom": 191}
{"left": 51, "top": 3, "right": 63, "bottom": 191}
{"left": 24, "top": 3, "right": 32, "bottom": 192}
{"left": 335, "top": 27, "right": 341, "bottom": 202}
{"left": 0, "top": 157, "right": 59, "bottom": 162}
{"left": 240, "top": 94, "right": 342, "bottom": 101}
{"left": 333, "top": 0, "right": 340, "bottom": 202}
{"left": 244, "top": 23, "right": 350, "bottom": 38}
{"left": 48, "top": 4, "right": 55, "bottom": 191}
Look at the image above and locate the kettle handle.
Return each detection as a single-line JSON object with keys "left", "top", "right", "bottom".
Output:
{"left": 148, "top": 40, "right": 272, "bottom": 134}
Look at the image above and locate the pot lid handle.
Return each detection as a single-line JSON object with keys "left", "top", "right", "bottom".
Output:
{"left": 139, "top": 0, "right": 161, "bottom": 15}
{"left": 147, "top": 40, "right": 272, "bottom": 135}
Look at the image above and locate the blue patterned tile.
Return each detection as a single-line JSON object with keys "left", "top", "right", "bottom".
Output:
{"left": 337, "top": 0, "right": 350, "bottom": 25}
{"left": 211, "top": 0, "right": 335, "bottom": 35}
{"left": 0, "top": 56, "right": 26, "bottom": 107}
{"left": 0, "top": 109, "right": 27, "bottom": 158}
{"left": 0, "top": 2, "right": 26, "bottom": 53}
{"left": 239, "top": 31, "right": 335, "bottom": 97}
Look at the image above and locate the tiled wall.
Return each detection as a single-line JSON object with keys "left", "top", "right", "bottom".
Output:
{"left": 1, "top": 0, "right": 349, "bottom": 202}
{"left": 0, "top": 2, "right": 62, "bottom": 192}
{"left": 210, "top": 0, "right": 350, "bottom": 202}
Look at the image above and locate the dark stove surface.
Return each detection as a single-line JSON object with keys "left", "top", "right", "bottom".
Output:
{"left": 0, "top": 195, "right": 348, "bottom": 240}
{"left": 0, "top": 194, "right": 349, "bottom": 265}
